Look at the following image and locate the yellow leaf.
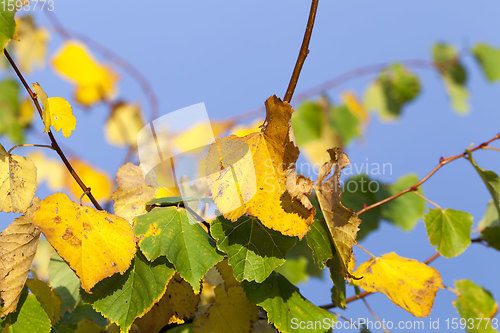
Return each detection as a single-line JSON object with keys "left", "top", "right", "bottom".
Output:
{"left": 351, "top": 252, "right": 443, "bottom": 317}
{"left": 19, "top": 97, "right": 35, "bottom": 126}
{"left": 52, "top": 41, "right": 118, "bottom": 106}
{"left": 0, "top": 143, "right": 37, "bottom": 213}
{"left": 341, "top": 91, "right": 368, "bottom": 122}
{"left": 0, "top": 198, "right": 41, "bottom": 317}
{"left": 193, "top": 285, "right": 259, "bottom": 333}
{"left": 32, "top": 83, "right": 76, "bottom": 138}
{"left": 28, "top": 151, "right": 65, "bottom": 191}
{"left": 65, "top": 158, "right": 113, "bottom": 202}
{"left": 32, "top": 193, "right": 136, "bottom": 292}
{"left": 314, "top": 148, "right": 361, "bottom": 277}
{"left": 111, "top": 163, "right": 158, "bottom": 225}
{"left": 204, "top": 95, "right": 315, "bottom": 238}
{"left": 13, "top": 15, "right": 49, "bottom": 74}
{"left": 134, "top": 273, "right": 200, "bottom": 332}
{"left": 230, "top": 119, "right": 263, "bottom": 137}
{"left": 105, "top": 102, "right": 144, "bottom": 147}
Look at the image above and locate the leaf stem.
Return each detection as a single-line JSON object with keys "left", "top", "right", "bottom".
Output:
{"left": 355, "top": 241, "right": 376, "bottom": 259}
{"left": 7, "top": 143, "right": 54, "bottom": 155}
{"left": 412, "top": 191, "right": 442, "bottom": 210}
{"left": 3, "top": 49, "right": 104, "bottom": 211}
{"left": 357, "top": 133, "right": 500, "bottom": 216}
{"left": 283, "top": 0, "right": 319, "bottom": 103}
{"left": 482, "top": 146, "right": 500, "bottom": 153}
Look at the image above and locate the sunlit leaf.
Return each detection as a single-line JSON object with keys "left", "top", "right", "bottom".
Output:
{"left": 473, "top": 43, "right": 500, "bottom": 82}
{"left": 82, "top": 253, "right": 175, "bottom": 333}
{"left": 52, "top": 41, "right": 118, "bottom": 106}
{"left": 1, "top": 287, "right": 51, "bottom": 333}
{"left": 12, "top": 15, "right": 49, "bottom": 73}
{"left": 64, "top": 158, "right": 113, "bottom": 202}
{"left": 0, "top": 143, "right": 37, "bottom": 213}
{"left": 351, "top": 252, "right": 443, "bottom": 317}
{"left": 135, "top": 206, "right": 223, "bottom": 292}
{"left": 48, "top": 252, "right": 80, "bottom": 314}
{"left": 26, "top": 279, "right": 62, "bottom": 325}
{"left": 105, "top": 102, "right": 144, "bottom": 147}
{"left": 423, "top": 208, "right": 472, "bottom": 258}
{"left": 0, "top": 0, "right": 24, "bottom": 50}
{"left": 479, "top": 201, "right": 500, "bottom": 251}
{"left": 32, "top": 193, "right": 136, "bottom": 292}
{"left": 205, "top": 95, "right": 315, "bottom": 238}
{"left": 242, "top": 273, "right": 336, "bottom": 333}
{"left": 0, "top": 198, "right": 41, "bottom": 316}
{"left": 211, "top": 215, "right": 296, "bottom": 283}
{"left": 32, "top": 83, "right": 76, "bottom": 138}
{"left": 453, "top": 279, "right": 498, "bottom": 333}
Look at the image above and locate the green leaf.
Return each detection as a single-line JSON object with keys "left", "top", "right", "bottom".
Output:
{"left": 242, "top": 273, "right": 336, "bottom": 333}
{"left": 49, "top": 253, "right": 81, "bottom": 314}
{"left": 341, "top": 175, "right": 383, "bottom": 240}
{"left": 453, "top": 279, "right": 499, "bottom": 333}
{"left": 82, "top": 253, "right": 175, "bottom": 333}
{"left": 146, "top": 196, "right": 213, "bottom": 210}
{"left": 0, "top": 79, "right": 24, "bottom": 143}
{"left": 292, "top": 102, "right": 323, "bottom": 145}
{"left": 135, "top": 206, "right": 223, "bottom": 292}
{"left": 423, "top": 208, "right": 472, "bottom": 258}
{"left": 2, "top": 288, "right": 51, "bottom": 333}
{"left": 479, "top": 201, "right": 500, "bottom": 251}
{"left": 25, "top": 279, "right": 62, "bottom": 325}
{"left": 56, "top": 303, "right": 108, "bottom": 331}
{"left": 327, "top": 253, "right": 347, "bottom": 310}
{"left": 432, "top": 43, "right": 469, "bottom": 113}
{"left": 275, "top": 239, "right": 323, "bottom": 284}
{"left": 379, "top": 174, "right": 425, "bottom": 230}
{"left": 330, "top": 105, "right": 359, "bottom": 145}
{"left": 468, "top": 154, "right": 500, "bottom": 216}
{"left": 364, "top": 64, "right": 421, "bottom": 120}
{"left": 0, "top": 1, "right": 20, "bottom": 50}
{"left": 305, "top": 209, "right": 334, "bottom": 269}
{"left": 473, "top": 43, "right": 500, "bottom": 82}
{"left": 211, "top": 215, "right": 296, "bottom": 283}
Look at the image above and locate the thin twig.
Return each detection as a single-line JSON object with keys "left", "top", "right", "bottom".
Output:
{"left": 357, "top": 133, "right": 500, "bottom": 216}
{"left": 482, "top": 146, "right": 500, "bottom": 153}
{"left": 45, "top": 11, "right": 160, "bottom": 122}
{"left": 362, "top": 298, "right": 390, "bottom": 333}
{"left": 4, "top": 49, "right": 103, "bottom": 210}
{"left": 284, "top": 0, "right": 319, "bottom": 103}
{"left": 7, "top": 143, "right": 54, "bottom": 155}
{"left": 412, "top": 191, "right": 442, "bottom": 210}
{"left": 355, "top": 241, "right": 376, "bottom": 259}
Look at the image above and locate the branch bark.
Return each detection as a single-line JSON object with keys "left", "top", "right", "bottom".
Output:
{"left": 3, "top": 49, "right": 104, "bottom": 211}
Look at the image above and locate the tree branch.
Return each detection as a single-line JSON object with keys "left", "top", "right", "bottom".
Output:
{"left": 357, "top": 133, "right": 500, "bottom": 216}
{"left": 3, "top": 49, "right": 104, "bottom": 211}
{"left": 284, "top": 0, "right": 319, "bottom": 103}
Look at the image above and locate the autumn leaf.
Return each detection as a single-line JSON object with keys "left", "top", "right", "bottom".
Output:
{"left": 134, "top": 273, "right": 200, "bottom": 332}
{"left": 0, "top": 143, "right": 37, "bottom": 213}
{"left": 0, "top": 198, "right": 41, "bottom": 317}
{"left": 25, "top": 279, "right": 62, "bottom": 325}
{"left": 351, "top": 252, "right": 443, "bottom": 317}
{"left": 204, "top": 95, "right": 315, "bottom": 238}
{"left": 193, "top": 285, "right": 259, "bottom": 333}
{"left": 12, "top": 15, "right": 49, "bottom": 73}
{"left": 0, "top": 0, "right": 24, "bottom": 50}
{"left": 28, "top": 151, "right": 66, "bottom": 191}
{"left": 82, "top": 253, "right": 175, "bottom": 333}
{"left": 32, "top": 83, "right": 76, "bottom": 138}
{"left": 111, "top": 163, "right": 159, "bottom": 225}
{"left": 105, "top": 102, "right": 145, "bottom": 147}
{"left": 64, "top": 158, "right": 113, "bottom": 202}
{"left": 32, "top": 193, "right": 136, "bottom": 292}
{"left": 313, "top": 148, "right": 361, "bottom": 277}
{"left": 52, "top": 41, "right": 118, "bottom": 106}
{"left": 230, "top": 119, "right": 263, "bottom": 137}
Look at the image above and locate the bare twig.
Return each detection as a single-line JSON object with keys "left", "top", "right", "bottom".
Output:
{"left": 362, "top": 298, "right": 390, "bottom": 333}
{"left": 4, "top": 49, "right": 103, "bottom": 210}
{"left": 7, "top": 143, "right": 54, "bottom": 155}
{"left": 357, "top": 133, "right": 500, "bottom": 216}
{"left": 284, "top": 0, "right": 319, "bottom": 103}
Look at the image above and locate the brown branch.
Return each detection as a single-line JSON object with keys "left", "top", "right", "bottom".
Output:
{"left": 3, "top": 49, "right": 104, "bottom": 211}
{"left": 357, "top": 133, "right": 500, "bottom": 216}
{"left": 45, "top": 11, "right": 160, "bottom": 122}
{"left": 284, "top": 0, "right": 319, "bottom": 103}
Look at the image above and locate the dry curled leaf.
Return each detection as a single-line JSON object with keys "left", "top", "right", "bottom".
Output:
{"left": 204, "top": 95, "right": 315, "bottom": 238}
{"left": 0, "top": 143, "right": 37, "bottom": 213}
{"left": 0, "top": 198, "right": 41, "bottom": 316}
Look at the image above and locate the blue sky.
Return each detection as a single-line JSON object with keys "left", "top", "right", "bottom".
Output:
{"left": 2, "top": 1, "right": 500, "bottom": 331}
